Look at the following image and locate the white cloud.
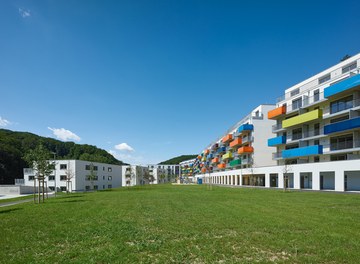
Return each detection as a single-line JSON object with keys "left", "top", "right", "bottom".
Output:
{"left": 115, "top": 143, "right": 134, "bottom": 152}
{"left": 48, "top": 127, "right": 81, "bottom": 142}
{"left": 19, "top": 8, "right": 31, "bottom": 18}
{"left": 0, "top": 117, "right": 11, "bottom": 127}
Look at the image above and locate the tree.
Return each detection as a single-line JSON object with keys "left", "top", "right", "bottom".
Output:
{"left": 24, "top": 143, "right": 53, "bottom": 204}
{"left": 282, "top": 160, "right": 292, "bottom": 192}
{"left": 159, "top": 173, "right": 166, "bottom": 184}
{"left": 86, "top": 163, "right": 97, "bottom": 191}
{"left": 65, "top": 161, "right": 75, "bottom": 193}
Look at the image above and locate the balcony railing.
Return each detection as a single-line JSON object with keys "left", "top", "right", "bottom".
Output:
{"left": 272, "top": 152, "right": 282, "bottom": 159}
{"left": 272, "top": 123, "right": 283, "bottom": 132}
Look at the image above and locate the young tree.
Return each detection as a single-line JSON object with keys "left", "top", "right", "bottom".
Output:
{"left": 65, "top": 161, "right": 74, "bottom": 193}
{"left": 24, "top": 143, "right": 53, "bottom": 204}
{"left": 282, "top": 159, "right": 292, "bottom": 192}
{"left": 86, "top": 163, "right": 97, "bottom": 191}
{"left": 159, "top": 173, "right": 166, "bottom": 184}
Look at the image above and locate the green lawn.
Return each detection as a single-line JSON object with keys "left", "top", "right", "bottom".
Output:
{"left": 1, "top": 185, "right": 360, "bottom": 263}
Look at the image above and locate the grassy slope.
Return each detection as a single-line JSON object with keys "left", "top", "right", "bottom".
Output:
{"left": 1, "top": 185, "right": 360, "bottom": 263}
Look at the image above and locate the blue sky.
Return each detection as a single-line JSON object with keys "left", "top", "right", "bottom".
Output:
{"left": 1, "top": 0, "right": 360, "bottom": 164}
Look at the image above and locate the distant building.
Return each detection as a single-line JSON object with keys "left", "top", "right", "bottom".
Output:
{"left": 121, "top": 165, "right": 150, "bottom": 187}
{"left": 23, "top": 160, "right": 122, "bottom": 192}
{"left": 148, "top": 164, "right": 180, "bottom": 184}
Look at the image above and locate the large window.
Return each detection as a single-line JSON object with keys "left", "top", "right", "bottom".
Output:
{"left": 60, "top": 175, "right": 67, "bottom": 181}
{"left": 318, "top": 74, "right": 330, "bottom": 84}
{"left": 60, "top": 164, "right": 67, "bottom": 170}
{"left": 85, "top": 175, "right": 98, "bottom": 181}
{"left": 330, "top": 154, "right": 347, "bottom": 161}
{"left": 313, "top": 89, "right": 320, "bottom": 102}
{"left": 330, "top": 134, "right": 353, "bottom": 151}
{"left": 342, "top": 62, "right": 357, "bottom": 74}
{"left": 85, "top": 165, "right": 98, "bottom": 171}
{"left": 292, "top": 97, "right": 302, "bottom": 110}
{"left": 28, "top": 176, "right": 35, "bottom": 181}
{"left": 49, "top": 175, "right": 55, "bottom": 181}
{"left": 330, "top": 114, "right": 349, "bottom": 124}
{"left": 292, "top": 128, "right": 302, "bottom": 140}
{"left": 290, "top": 88, "right": 300, "bottom": 97}
{"left": 330, "top": 95, "right": 353, "bottom": 114}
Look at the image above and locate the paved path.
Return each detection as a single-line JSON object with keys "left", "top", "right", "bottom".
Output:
{"left": 0, "top": 193, "right": 55, "bottom": 208}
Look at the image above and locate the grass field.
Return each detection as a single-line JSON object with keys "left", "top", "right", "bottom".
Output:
{"left": 1, "top": 184, "right": 360, "bottom": 263}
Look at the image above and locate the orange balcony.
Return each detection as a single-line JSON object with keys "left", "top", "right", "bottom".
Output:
{"left": 204, "top": 149, "right": 210, "bottom": 155}
{"left": 200, "top": 163, "right": 204, "bottom": 167}
{"left": 268, "top": 105, "right": 286, "bottom": 119}
{"left": 197, "top": 155, "right": 202, "bottom": 160}
{"left": 222, "top": 134, "right": 233, "bottom": 143}
{"left": 238, "top": 146, "right": 254, "bottom": 154}
{"left": 217, "top": 163, "right": 226, "bottom": 169}
{"left": 211, "top": 157, "right": 219, "bottom": 163}
{"left": 201, "top": 168, "right": 207, "bottom": 173}
{"left": 229, "top": 138, "right": 242, "bottom": 148}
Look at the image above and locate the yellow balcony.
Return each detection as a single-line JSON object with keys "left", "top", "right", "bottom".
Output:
{"left": 222, "top": 152, "right": 233, "bottom": 160}
{"left": 282, "top": 109, "right": 322, "bottom": 128}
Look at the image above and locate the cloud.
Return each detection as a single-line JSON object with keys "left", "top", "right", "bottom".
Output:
{"left": 115, "top": 143, "right": 134, "bottom": 152}
{"left": 0, "top": 117, "right": 11, "bottom": 127}
{"left": 48, "top": 127, "right": 81, "bottom": 142}
{"left": 19, "top": 8, "right": 31, "bottom": 18}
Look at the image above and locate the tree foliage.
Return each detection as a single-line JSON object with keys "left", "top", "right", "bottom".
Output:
{"left": 158, "top": 155, "right": 197, "bottom": 165}
{"left": 0, "top": 129, "right": 126, "bottom": 184}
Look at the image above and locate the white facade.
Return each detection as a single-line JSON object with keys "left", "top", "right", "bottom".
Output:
{"left": 121, "top": 165, "right": 149, "bottom": 187}
{"left": 23, "top": 160, "right": 122, "bottom": 192}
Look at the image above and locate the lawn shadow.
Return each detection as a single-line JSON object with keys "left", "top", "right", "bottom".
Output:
{"left": 54, "top": 199, "right": 86, "bottom": 204}
{"left": 0, "top": 208, "right": 23, "bottom": 214}
{"left": 57, "top": 195, "right": 84, "bottom": 199}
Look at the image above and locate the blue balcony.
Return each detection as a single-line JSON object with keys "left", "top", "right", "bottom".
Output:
{"left": 238, "top": 124, "right": 254, "bottom": 133}
{"left": 282, "top": 145, "right": 323, "bottom": 159}
{"left": 216, "top": 146, "right": 226, "bottom": 154}
{"left": 324, "top": 116, "right": 360, "bottom": 134}
{"left": 324, "top": 74, "right": 360, "bottom": 98}
{"left": 207, "top": 153, "right": 213, "bottom": 159}
{"left": 268, "top": 136, "right": 286, "bottom": 147}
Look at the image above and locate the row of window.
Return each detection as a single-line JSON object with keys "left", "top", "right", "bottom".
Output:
{"left": 85, "top": 185, "right": 112, "bottom": 190}
{"left": 29, "top": 175, "right": 113, "bottom": 181}
{"left": 85, "top": 165, "right": 113, "bottom": 172}
{"left": 85, "top": 175, "right": 113, "bottom": 181}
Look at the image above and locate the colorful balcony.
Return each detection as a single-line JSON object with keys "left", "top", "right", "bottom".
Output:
{"left": 197, "top": 155, "right": 202, "bottom": 160}
{"left": 229, "top": 138, "right": 242, "bottom": 148}
{"left": 238, "top": 124, "right": 254, "bottom": 133}
{"left": 217, "top": 163, "right": 226, "bottom": 169}
{"left": 282, "top": 145, "right": 323, "bottom": 158}
{"left": 201, "top": 157, "right": 206, "bottom": 162}
{"left": 282, "top": 109, "right": 322, "bottom": 128}
{"left": 238, "top": 146, "right": 254, "bottom": 154}
{"left": 222, "top": 134, "right": 233, "bottom": 143}
{"left": 207, "top": 153, "right": 213, "bottom": 159}
{"left": 324, "top": 74, "right": 360, "bottom": 98}
{"left": 324, "top": 116, "right": 360, "bottom": 134}
{"left": 229, "top": 159, "right": 241, "bottom": 167}
{"left": 268, "top": 136, "right": 286, "bottom": 147}
{"left": 268, "top": 105, "right": 286, "bottom": 119}
{"left": 222, "top": 152, "right": 233, "bottom": 160}
{"left": 216, "top": 146, "right": 227, "bottom": 154}
{"left": 204, "top": 149, "right": 210, "bottom": 155}
{"left": 201, "top": 168, "right": 207, "bottom": 173}
{"left": 211, "top": 157, "right": 219, "bottom": 163}
{"left": 200, "top": 163, "right": 204, "bottom": 167}
{"left": 211, "top": 143, "right": 219, "bottom": 151}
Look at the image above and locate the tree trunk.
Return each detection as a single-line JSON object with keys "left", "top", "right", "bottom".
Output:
{"left": 38, "top": 178, "right": 41, "bottom": 204}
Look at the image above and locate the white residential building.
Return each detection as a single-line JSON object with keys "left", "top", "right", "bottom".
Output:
{"left": 121, "top": 165, "right": 150, "bottom": 187}
{"left": 23, "top": 160, "right": 122, "bottom": 192}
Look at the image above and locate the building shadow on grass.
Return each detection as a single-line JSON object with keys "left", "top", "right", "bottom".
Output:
{"left": 53, "top": 199, "right": 86, "bottom": 204}
{"left": 57, "top": 195, "right": 84, "bottom": 199}
{"left": 0, "top": 208, "right": 23, "bottom": 214}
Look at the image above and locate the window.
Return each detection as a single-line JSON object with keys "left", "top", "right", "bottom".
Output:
{"left": 330, "top": 95, "right": 353, "bottom": 114}
{"left": 85, "top": 186, "right": 90, "bottom": 191}
{"left": 49, "top": 175, "right": 55, "bottom": 181}
{"left": 108, "top": 176, "right": 112, "bottom": 181}
{"left": 290, "top": 88, "right": 300, "bottom": 97}
{"left": 28, "top": 175, "right": 35, "bottom": 181}
{"left": 314, "top": 123, "right": 320, "bottom": 136}
{"left": 108, "top": 167, "right": 112, "bottom": 172}
{"left": 103, "top": 176, "right": 105, "bottom": 180}
{"left": 103, "top": 166, "right": 105, "bottom": 171}
{"left": 85, "top": 165, "right": 98, "bottom": 171}
{"left": 103, "top": 185, "right": 105, "bottom": 189}
{"left": 330, "top": 154, "right": 347, "bottom": 161}
{"left": 60, "top": 164, "right": 67, "bottom": 170}
{"left": 342, "top": 62, "right": 357, "bottom": 74}
{"left": 314, "top": 156, "right": 320, "bottom": 162}
{"left": 60, "top": 175, "right": 66, "bottom": 181}
{"left": 49, "top": 186, "right": 55, "bottom": 191}
{"left": 60, "top": 187, "right": 66, "bottom": 191}
{"left": 313, "top": 89, "right": 320, "bottom": 102}
{"left": 330, "top": 134, "right": 353, "bottom": 151}
{"left": 314, "top": 140, "right": 320, "bottom": 145}
{"left": 330, "top": 114, "right": 349, "bottom": 124}
{"left": 85, "top": 175, "right": 98, "bottom": 181}
{"left": 318, "top": 74, "right": 330, "bottom": 84}
{"left": 108, "top": 184, "right": 112, "bottom": 189}
{"left": 292, "top": 128, "right": 302, "bottom": 140}
{"left": 292, "top": 97, "right": 302, "bottom": 110}
{"left": 94, "top": 185, "right": 98, "bottom": 190}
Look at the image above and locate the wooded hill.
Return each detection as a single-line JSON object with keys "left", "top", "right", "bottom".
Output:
{"left": 158, "top": 155, "right": 197, "bottom": 165}
{"left": 0, "top": 129, "right": 125, "bottom": 184}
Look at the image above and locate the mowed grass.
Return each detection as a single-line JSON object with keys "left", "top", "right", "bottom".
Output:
{"left": 1, "top": 185, "right": 360, "bottom": 263}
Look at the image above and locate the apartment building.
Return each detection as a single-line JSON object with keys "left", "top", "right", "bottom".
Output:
{"left": 23, "top": 160, "right": 122, "bottom": 192}
{"left": 148, "top": 164, "right": 179, "bottom": 184}
{"left": 198, "top": 54, "right": 360, "bottom": 192}
{"left": 194, "top": 104, "right": 276, "bottom": 185}
{"left": 121, "top": 165, "right": 150, "bottom": 186}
